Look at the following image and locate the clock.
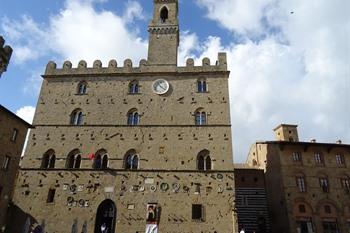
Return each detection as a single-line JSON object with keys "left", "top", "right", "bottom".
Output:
{"left": 152, "top": 79, "right": 170, "bottom": 95}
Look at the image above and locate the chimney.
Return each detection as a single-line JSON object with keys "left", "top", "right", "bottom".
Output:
{"left": 336, "top": 140, "right": 342, "bottom": 144}
{"left": 310, "top": 139, "right": 316, "bottom": 143}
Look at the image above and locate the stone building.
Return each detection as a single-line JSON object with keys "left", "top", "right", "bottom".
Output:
{"left": 8, "top": 1, "right": 237, "bottom": 232}
{"left": 246, "top": 124, "right": 350, "bottom": 233}
{"left": 0, "top": 36, "right": 13, "bottom": 78}
{"left": 234, "top": 165, "right": 270, "bottom": 233}
{"left": 0, "top": 105, "right": 32, "bottom": 232}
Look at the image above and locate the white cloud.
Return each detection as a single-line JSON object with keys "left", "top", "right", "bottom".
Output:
{"left": 0, "top": 0, "right": 148, "bottom": 66}
{"left": 16, "top": 106, "right": 36, "bottom": 124}
{"left": 123, "top": 0, "right": 145, "bottom": 22}
{"left": 193, "top": 0, "right": 350, "bottom": 161}
{"left": 196, "top": 0, "right": 276, "bottom": 36}
{"left": 1, "top": 16, "right": 49, "bottom": 63}
{"left": 49, "top": 0, "right": 147, "bottom": 65}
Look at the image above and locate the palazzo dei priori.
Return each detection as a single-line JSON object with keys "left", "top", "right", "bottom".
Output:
{"left": 7, "top": 0, "right": 238, "bottom": 232}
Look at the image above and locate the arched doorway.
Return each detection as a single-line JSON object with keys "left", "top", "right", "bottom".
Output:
{"left": 94, "top": 199, "right": 116, "bottom": 233}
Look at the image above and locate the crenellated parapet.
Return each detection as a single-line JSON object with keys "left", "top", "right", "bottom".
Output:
{"left": 44, "top": 53, "right": 228, "bottom": 77}
{"left": 0, "top": 36, "right": 13, "bottom": 78}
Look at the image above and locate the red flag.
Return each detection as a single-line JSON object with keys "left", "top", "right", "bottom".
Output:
{"left": 88, "top": 153, "right": 95, "bottom": 160}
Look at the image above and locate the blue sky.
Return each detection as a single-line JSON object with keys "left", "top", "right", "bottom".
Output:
{"left": 1, "top": 0, "right": 349, "bottom": 162}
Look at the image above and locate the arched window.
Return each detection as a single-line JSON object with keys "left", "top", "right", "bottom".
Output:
{"left": 129, "top": 81, "right": 139, "bottom": 94}
{"left": 195, "top": 109, "right": 207, "bottom": 125}
{"left": 124, "top": 150, "right": 139, "bottom": 170}
{"left": 127, "top": 109, "right": 139, "bottom": 126}
{"left": 160, "top": 7, "right": 168, "bottom": 23}
{"left": 70, "top": 109, "right": 84, "bottom": 125}
{"left": 77, "top": 81, "right": 87, "bottom": 95}
{"left": 197, "top": 79, "right": 207, "bottom": 93}
{"left": 66, "top": 149, "right": 82, "bottom": 169}
{"left": 41, "top": 149, "right": 56, "bottom": 169}
{"left": 94, "top": 150, "right": 108, "bottom": 169}
{"left": 197, "top": 150, "right": 211, "bottom": 171}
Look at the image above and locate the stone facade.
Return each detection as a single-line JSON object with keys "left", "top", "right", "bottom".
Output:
{"left": 0, "top": 36, "right": 13, "bottom": 78}
{"left": 246, "top": 124, "right": 350, "bottom": 233}
{"left": 8, "top": 1, "right": 237, "bottom": 232}
{"left": 0, "top": 105, "right": 32, "bottom": 232}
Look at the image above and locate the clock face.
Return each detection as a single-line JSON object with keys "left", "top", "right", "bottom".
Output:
{"left": 152, "top": 79, "right": 170, "bottom": 95}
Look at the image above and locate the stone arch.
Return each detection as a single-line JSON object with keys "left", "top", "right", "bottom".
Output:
{"left": 41, "top": 149, "right": 55, "bottom": 169}
{"left": 127, "top": 108, "right": 139, "bottom": 125}
{"left": 316, "top": 199, "right": 340, "bottom": 218}
{"left": 66, "top": 149, "right": 81, "bottom": 169}
{"left": 94, "top": 199, "right": 117, "bottom": 233}
{"left": 160, "top": 6, "right": 169, "bottom": 22}
{"left": 124, "top": 149, "right": 139, "bottom": 170}
{"left": 70, "top": 109, "right": 84, "bottom": 125}
{"left": 197, "top": 149, "right": 211, "bottom": 171}
{"left": 77, "top": 81, "right": 88, "bottom": 95}
{"left": 94, "top": 149, "right": 108, "bottom": 169}
{"left": 194, "top": 108, "right": 207, "bottom": 125}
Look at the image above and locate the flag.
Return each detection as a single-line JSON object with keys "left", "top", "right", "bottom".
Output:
{"left": 88, "top": 153, "right": 95, "bottom": 160}
{"left": 145, "top": 224, "right": 158, "bottom": 233}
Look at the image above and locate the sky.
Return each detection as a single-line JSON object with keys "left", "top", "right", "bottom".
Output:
{"left": 0, "top": 0, "right": 349, "bottom": 162}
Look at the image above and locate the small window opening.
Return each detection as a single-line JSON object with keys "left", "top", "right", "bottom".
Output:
{"left": 324, "top": 205, "right": 331, "bottom": 214}
{"left": 160, "top": 7, "right": 168, "bottom": 23}
{"left": 192, "top": 204, "right": 203, "bottom": 221}
{"left": 299, "top": 204, "right": 306, "bottom": 213}
{"left": 77, "top": 82, "right": 87, "bottom": 94}
{"left": 47, "top": 189, "right": 56, "bottom": 203}
{"left": 2, "top": 156, "right": 10, "bottom": 170}
{"left": 11, "top": 128, "right": 18, "bottom": 142}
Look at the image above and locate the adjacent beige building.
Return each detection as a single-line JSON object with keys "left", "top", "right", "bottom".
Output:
{"left": 8, "top": 1, "right": 237, "bottom": 232}
{"left": 0, "top": 36, "right": 13, "bottom": 78}
{"left": 247, "top": 124, "right": 350, "bottom": 233}
{"left": 0, "top": 105, "right": 32, "bottom": 232}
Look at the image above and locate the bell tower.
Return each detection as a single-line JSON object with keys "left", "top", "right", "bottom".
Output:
{"left": 147, "top": 0, "right": 179, "bottom": 66}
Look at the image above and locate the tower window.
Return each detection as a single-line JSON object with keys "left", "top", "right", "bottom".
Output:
{"left": 195, "top": 109, "right": 207, "bottom": 125}
{"left": 127, "top": 109, "right": 139, "bottom": 125}
{"left": 125, "top": 150, "right": 139, "bottom": 170}
{"left": 66, "top": 150, "right": 82, "bottom": 169}
{"left": 41, "top": 149, "right": 56, "bottom": 169}
{"left": 197, "top": 150, "right": 211, "bottom": 171}
{"left": 94, "top": 150, "right": 108, "bottom": 170}
{"left": 129, "top": 81, "right": 139, "bottom": 94}
{"left": 47, "top": 189, "right": 56, "bottom": 203}
{"left": 197, "top": 80, "right": 207, "bottom": 93}
{"left": 192, "top": 204, "right": 204, "bottom": 221}
{"left": 160, "top": 7, "right": 168, "bottom": 23}
{"left": 70, "top": 109, "right": 84, "bottom": 125}
{"left": 77, "top": 81, "right": 87, "bottom": 95}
